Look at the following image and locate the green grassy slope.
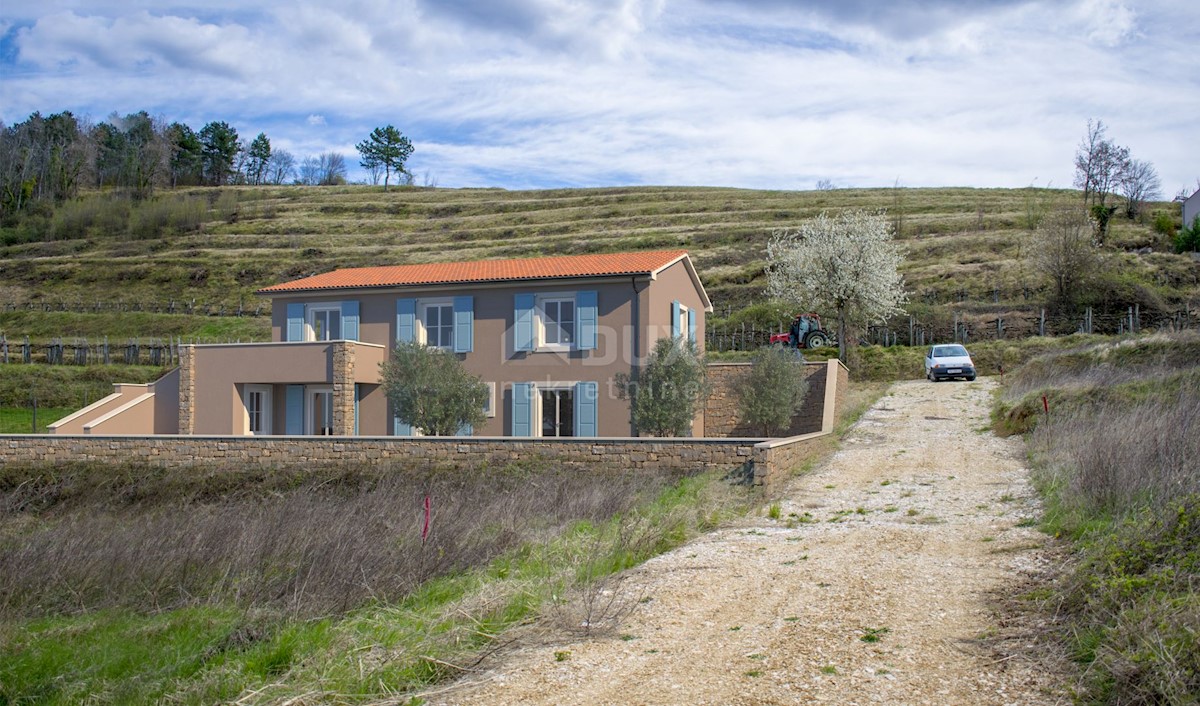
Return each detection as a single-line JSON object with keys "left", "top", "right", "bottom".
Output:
{"left": 1, "top": 185, "right": 1194, "bottom": 342}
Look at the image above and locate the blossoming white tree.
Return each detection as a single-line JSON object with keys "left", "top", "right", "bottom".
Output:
{"left": 765, "top": 209, "right": 908, "bottom": 361}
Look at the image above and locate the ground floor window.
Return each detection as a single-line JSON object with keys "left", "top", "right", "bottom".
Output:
{"left": 244, "top": 384, "right": 272, "bottom": 435}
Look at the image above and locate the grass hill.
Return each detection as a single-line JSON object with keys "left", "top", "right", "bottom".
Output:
{"left": 1, "top": 185, "right": 1196, "bottom": 343}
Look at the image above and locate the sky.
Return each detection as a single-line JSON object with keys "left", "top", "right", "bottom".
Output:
{"left": 1, "top": 0, "right": 1197, "bottom": 194}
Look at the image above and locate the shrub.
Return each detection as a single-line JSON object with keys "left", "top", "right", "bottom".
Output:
{"left": 1175, "top": 215, "right": 1200, "bottom": 253}
{"left": 1151, "top": 211, "right": 1176, "bottom": 237}
{"left": 49, "top": 195, "right": 130, "bottom": 239}
{"left": 738, "top": 345, "right": 810, "bottom": 435}
{"left": 616, "top": 336, "right": 708, "bottom": 437}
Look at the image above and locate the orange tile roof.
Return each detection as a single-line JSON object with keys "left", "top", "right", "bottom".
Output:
{"left": 258, "top": 250, "right": 693, "bottom": 293}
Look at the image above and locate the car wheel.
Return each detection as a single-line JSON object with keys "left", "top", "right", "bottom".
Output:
{"left": 966, "top": 374, "right": 976, "bottom": 381}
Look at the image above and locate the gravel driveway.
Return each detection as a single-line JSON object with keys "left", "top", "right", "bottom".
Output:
{"left": 427, "top": 378, "right": 1069, "bottom": 705}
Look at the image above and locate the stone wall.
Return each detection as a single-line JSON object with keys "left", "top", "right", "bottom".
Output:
{"left": 332, "top": 341, "right": 355, "bottom": 436}
{"left": 2, "top": 434, "right": 758, "bottom": 472}
{"left": 178, "top": 344, "right": 195, "bottom": 434}
{"left": 704, "top": 360, "right": 833, "bottom": 437}
{"left": 8, "top": 358, "right": 848, "bottom": 491}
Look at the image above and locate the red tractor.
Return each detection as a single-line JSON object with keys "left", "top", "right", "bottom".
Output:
{"left": 769, "top": 313, "right": 835, "bottom": 349}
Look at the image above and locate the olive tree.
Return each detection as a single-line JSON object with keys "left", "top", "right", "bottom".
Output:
{"left": 739, "top": 346, "right": 809, "bottom": 436}
{"left": 615, "top": 336, "right": 707, "bottom": 437}
{"left": 765, "top": 209, "right": 907, "bottom": 362}
{"left": 380, "top": 341, "right": 487, "bottom": 436}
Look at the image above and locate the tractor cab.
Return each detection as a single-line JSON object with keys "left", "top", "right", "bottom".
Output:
{"left": 769, "top": 313, "right": 833, "bottom": 349}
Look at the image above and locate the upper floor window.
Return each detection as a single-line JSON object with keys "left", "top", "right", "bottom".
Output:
{"left": 396, "top": 297, "right": 474, "bottom": 353}
{"left": 514, "top": 290, "right": 596, "bottom": 353}
{"left": 540, "top": 296, "right": 575, "bottom": 348}
{"left": 286, "top": 301, "right": 359, "bottom": 342}
{"left": 309, "top": 305, "right": 342, "bottom": 341}
{"left": 421, "top": 301, "right": 455, "bottom": 349}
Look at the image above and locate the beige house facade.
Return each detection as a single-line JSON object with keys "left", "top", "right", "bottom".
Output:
{"left": 52, "top": 250, "right": 713, "bottom": 438}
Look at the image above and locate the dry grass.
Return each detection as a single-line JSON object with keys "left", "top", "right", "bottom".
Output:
{"left": 0, "top": 462, "right": 689, "bottom": 619}
{"left": 996, "top": 331, "right": 1200, "bottom": 704}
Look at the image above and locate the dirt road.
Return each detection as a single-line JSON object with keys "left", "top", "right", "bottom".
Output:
{"left": 428, "top": 379, "right": 1068, "bottom": 705}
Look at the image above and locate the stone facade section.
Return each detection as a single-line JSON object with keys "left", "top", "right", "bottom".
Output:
{"left": 178, "top": 345, "right": 195, "bottom": 435}
{"left": 704, "top": 360, "right": 833, "bottom": 437}
{"left": 331, "top": 341, "right": 356, "bottom": 436}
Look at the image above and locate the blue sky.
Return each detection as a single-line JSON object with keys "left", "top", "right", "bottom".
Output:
{"left": 2, "top": 0, "right": 1197, "bottom": 193}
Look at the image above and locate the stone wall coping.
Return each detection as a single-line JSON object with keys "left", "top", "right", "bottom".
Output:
{"left": 706, "top": 360, "right": 824, "bottom": 368}
{"left": 186, "top": 340, "right": 388, "bottom": 350}
{"left": 4, "top": 433, "right": 771, "bottom": 444}
{"left": 753, "top": 430, "right": 828, "bottom": 451}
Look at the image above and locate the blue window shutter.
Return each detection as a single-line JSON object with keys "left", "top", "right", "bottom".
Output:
{"left": 687, "top": 308, "right": 696, "bottom": 343}
{"left": 453, "top": 296, "right": 474, "bottom": 353}
{"left": 575, "top": 381, "right": 598, "bottom": 437}
{"left": 342, "top": 301, "right": 359, "bottom": 341}
{"left": 393, "top": 412, "right": 413, "bottom": 436}
{"left": 353, "top": 384, "right": 360, "bottom": 436}
{"left": 286, "top": 303, "right": 305, "bottom": 342}
{"left": 285, "top": 385, "right": 304, "bottom": 435}
{"left": 671, "top": 300, "right": 681, "bottom": 338}
{"left": 456, "top": 422, "right": 473, "bottom": 437}
{"left": 511, "top": 382, "right": 534, "bottom": 436}
{"left": 577, "top": 290, "right": 597, "bottom": 351}
{"left": 514, "top": 294, "right": 535, "bottom": 352}
{"left": 396, "top": 299, "right": 416, "bottom": 343}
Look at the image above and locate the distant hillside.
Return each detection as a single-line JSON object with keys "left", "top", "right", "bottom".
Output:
{"left": 0, "top": 185, "right": 1194, "bottom": 342}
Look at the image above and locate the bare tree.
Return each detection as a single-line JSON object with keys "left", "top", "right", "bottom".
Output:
{"left": 1074, "top": 119, "right": 1129, "bottom": 211}
{"left": 1073, "top": 120, "right": 1133, "bottom": 244}
{"left": 1119, "top": 158, "right": 1162, "bottom": 219}
{"left": 1032, "top": 206, "right": 1098, "bottom": 304}
{"left": 317, "top": 152, "right": 347, "bottom": 185}
{"left": 266, "top": 149, "right": 295, "bottom": 185}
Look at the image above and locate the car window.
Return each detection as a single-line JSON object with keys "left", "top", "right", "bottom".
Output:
{"left": 934, "top": 345, "right": 968, "bottom": 357}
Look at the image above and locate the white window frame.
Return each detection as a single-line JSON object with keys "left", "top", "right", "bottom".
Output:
{"left": 308, "top": 304, "right": 342, "bottom": 341}
{"left": 244, "top": 384, "right": 272, "bottom": 435}
{"left": 535, "top": 383, "right": 576, "bottom": 438}
{"left": 418, "top": 298, "right": 455, "bottom": 350}
{"left": 537, "top": 293, "right": 576, "bottom": 351}
{"left": 677, "top": 303, "right": 691, "bottom": 342}
{"left": 306, "top": 385, "right": 334, "bottom": 435}
{"left": 483, "top": 381, "right": 497, "bottom": 418}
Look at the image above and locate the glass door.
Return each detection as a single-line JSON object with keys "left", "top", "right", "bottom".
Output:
{"left": 540, "top": 388, "right": 574, "bottom": 437}
{"left": 307, "top": 387, "right": 333, "bottom": 435}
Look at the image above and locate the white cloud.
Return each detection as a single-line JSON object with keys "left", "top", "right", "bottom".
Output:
{"left": 0, "top": 0, "right": 1197, "bottom": 191}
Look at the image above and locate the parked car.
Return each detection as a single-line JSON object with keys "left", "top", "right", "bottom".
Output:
{"left": 924, "top": 344, "right": 976, "bottom": 381}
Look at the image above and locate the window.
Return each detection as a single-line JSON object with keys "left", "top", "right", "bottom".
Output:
{"left": 307, "top": 387, "right": 333, "bottom": 435}
{"left": 540, "top": 388, "right": 575, "bottom": 437}
{"left": 483, "top": 382, "right": 496, "bottom": 418}
{"left": 671, "top": 299, "right": 696, "bottom": 343}
{"left": 421, "top": 301, "right": 455, "bottom": 349}
{"left": 397, "top": 297, "right": 473, "bottom": 353}
{"left": 309, "top": 305, "right": 341, "bottom": 341}
{"left": 244, "top": 385, "right": 272, "bottom": 435}
{"left": 540, "top": 297, "right": 575, "bottom": 348}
